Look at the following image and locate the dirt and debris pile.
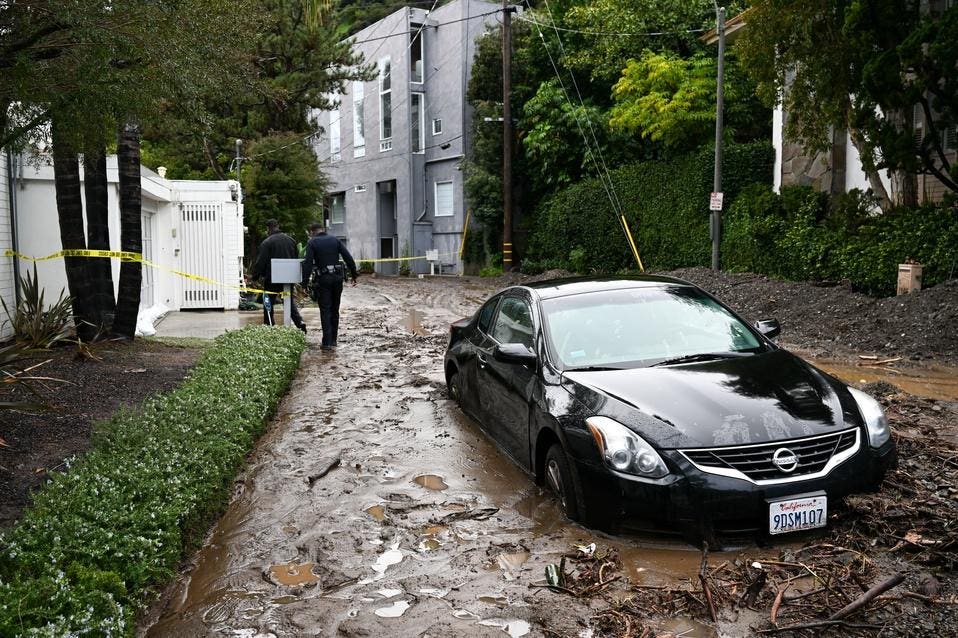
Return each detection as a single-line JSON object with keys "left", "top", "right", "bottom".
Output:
{"left": 663, "top": 268, "right": 958, "bottom": 364}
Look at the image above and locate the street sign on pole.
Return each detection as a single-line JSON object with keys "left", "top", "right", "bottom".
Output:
{"left": 710, "top": 192, "right": 724, "bottom": 211}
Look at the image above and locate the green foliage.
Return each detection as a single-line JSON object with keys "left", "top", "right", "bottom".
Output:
{"left": 723, "top": 186, "right": 958, "bottom": 295}
{"left": 738, "top": 1, "right": 958, "bottom": 203}
{"left": 399, "top": 243, "right": 411, "bottom": 277}
{"left": 479, "top": 265, "right": 504, "bottom": 278}
{"left": 242, "top": 133, "right": 326, "bottom": 245}
{"left": 562, "top": 0, "right": 725, "bottom": 84}
{"left": 1, "top": 264, "right": 73, "bottom": 349}
{"left": 610, "top": 50, "right": 769, "bottom": 151}
{"left": 0, "top": 326, "right": 305, "bottom": 635}
{"left": 359, "top": 260, "right": 375, "bottom": 274}
{"left": 526, "top": 142, "right": 774, "bottom": 273}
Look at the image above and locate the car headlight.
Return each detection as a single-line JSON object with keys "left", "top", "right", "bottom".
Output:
{"left": 848, "top": 387, "right": 891, "bottom": 448}
{"left": 586, "top": 416, "right": 669, "bottom": 479}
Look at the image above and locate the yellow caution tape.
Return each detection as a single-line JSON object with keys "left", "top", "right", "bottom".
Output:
{"left": 4, "top": 248, "right": 286, "bottom": 298}
{"left": 3, "top": 247, "right": 464, "bottom": 297}
{"left": 358, "top": 251, "right": 459, "bottom": 264}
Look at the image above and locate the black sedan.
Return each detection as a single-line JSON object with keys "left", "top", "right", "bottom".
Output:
{"left": 444, "top": 276, "right": 896, "bottom": 544}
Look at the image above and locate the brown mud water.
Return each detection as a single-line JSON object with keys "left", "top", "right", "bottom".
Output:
{"left": 141, "top": 277, "right": 958, "bottom": 637}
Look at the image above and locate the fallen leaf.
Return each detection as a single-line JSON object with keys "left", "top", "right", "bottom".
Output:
{"left": 0, "top": 436, "right": 8, "bottom": 447}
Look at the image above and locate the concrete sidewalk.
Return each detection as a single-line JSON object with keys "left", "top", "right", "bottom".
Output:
{"left": 154, "top": 307, "right": 320, "bottom": 339}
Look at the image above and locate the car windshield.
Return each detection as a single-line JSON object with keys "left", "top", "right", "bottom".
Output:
{"left": 541, "top": 285, "right": 765, "bottom": 369}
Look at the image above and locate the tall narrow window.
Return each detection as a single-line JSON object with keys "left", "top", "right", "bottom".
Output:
{"left": 435, "top": 181, "right": 453, "bottom": 217}
{"left": 410, "top": 26, "right": 424, "bottom": 83}
{"left": 330, "top": 193, "right": 345, "bottom": 224}
{"left": 379, "top": 57, "right": 392, "bottom": 150}
{"left": 411, "top": 93, "right": 425, "bottom": 153}
{"left": 330, "top": 108, "right": 341, "bottom": 162}
{"left": 353, "top": 81, "right": 365, "bottom": 158}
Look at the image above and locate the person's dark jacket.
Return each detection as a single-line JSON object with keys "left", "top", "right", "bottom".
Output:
{"left": 301, "top": 232, "right": 358, "bottom": 285}
{"left": 251, "top": 231, "right": 299, "bottom": 292}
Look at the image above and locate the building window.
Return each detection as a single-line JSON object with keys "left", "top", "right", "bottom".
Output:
{"left": 411, "top": 93, "right": 425, "bottom": 153}
{"left": 330, "top": 192, "right": 345, "bottom": 224}
{"left": 410, "top": 26, "right": 424, "bottom": 83}
{"left": 434, "top": 181, "right": 453, "bottom": 217}
{"left": 353, "top": 81, "right": 365, "bottom": 158}
{"left": 379, "top": 56, "right": 392, "bottom": 144}
{"left": 432, "top": 118, "right": 442, "bottom": 135}
{"left": 330, "top": 108, "right": 341, "bottom": 162}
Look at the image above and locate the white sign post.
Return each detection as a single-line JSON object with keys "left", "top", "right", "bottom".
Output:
{"left": 270, "top": 259, "right": 303, "bottom": 326}
{"left": 709, "top": 192, "right": 724, "bottom": 211}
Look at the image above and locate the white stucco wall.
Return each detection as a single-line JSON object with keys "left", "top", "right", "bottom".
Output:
{"left": 0, "top": 152, "right": 14, "bottom": 340}
{"left": 11, "top": 155, "right": 243, "bottom": 313}
{"left": 843, "top": 133, "right": 892, "bottom": 197}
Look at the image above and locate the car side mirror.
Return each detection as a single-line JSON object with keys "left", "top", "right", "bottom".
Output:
{"left": 494, "top": 343, "right": 537, "bottom": 365}
{"left": 755, "top": 318, "right": 781, "bottom": 339}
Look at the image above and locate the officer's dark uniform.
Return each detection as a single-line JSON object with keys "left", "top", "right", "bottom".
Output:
{"left": 301, "top": 230, "right": 357, "bottom": 348}
{"left": 251, "top": 230, "right": 306, "bottom": 331}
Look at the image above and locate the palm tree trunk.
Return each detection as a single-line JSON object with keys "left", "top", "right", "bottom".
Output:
{"left": 83, "top": 149, "right": 116, "bottom": 333}
{"left": 52, "top": 120, "right": 96, "bottom": 341}
{"left": 112, "top": 122, "right": 143, "bottom": 338}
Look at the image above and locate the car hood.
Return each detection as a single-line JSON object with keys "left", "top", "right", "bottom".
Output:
{"left": 562, "top": 350, "right": 854, "bottom": 448}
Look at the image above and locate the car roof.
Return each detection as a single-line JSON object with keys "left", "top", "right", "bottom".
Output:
{"left": 512, "top": 275, "right": 695, "bottom": 300}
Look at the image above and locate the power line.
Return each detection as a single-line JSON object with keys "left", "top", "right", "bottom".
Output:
{"left": 514, "top": 14, "right": 706, "bottom": 38}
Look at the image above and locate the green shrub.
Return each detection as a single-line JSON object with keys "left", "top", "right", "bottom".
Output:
{"left": 0, "top": 326, "right": 305, "bottom": 635}
{"left": 2, "top": 264, "right": 74, "bottom": 348}
{"left": 526, "top": 142, "right": 774, "bottom": 272}
{"left": 722, "top": 186, "right": 958, "bottom": 295}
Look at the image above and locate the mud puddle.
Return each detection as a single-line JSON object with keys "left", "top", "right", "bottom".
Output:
{"left": 806, "top": 355, "right": 958, "bottom": 401}
{"left": 143, "top": 278, "right": 768, "bottom": 637}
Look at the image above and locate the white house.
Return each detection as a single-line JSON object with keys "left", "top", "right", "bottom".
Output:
{"left": 0, "top": 152, "right": 244, "bottom": 340}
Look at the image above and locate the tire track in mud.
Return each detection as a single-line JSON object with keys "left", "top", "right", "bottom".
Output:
{"left": 143, "top": 278, "right": 728, "bottom": 638}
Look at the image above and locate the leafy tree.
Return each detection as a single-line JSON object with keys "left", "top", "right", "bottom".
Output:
{"left": 609, "top": 50, "right": 769, "bottom": 152}
{"left": 738, "top": 0, "right": 958, "bottom": 208}
{"left": 142, "top": 0, "right": 369, "bottom": 242}
{"left": 2, "top": 0, "right": 262, "bottom": 338}
{"left": 561, "top": 0, "right": 722, "bottom": 85}
{"left": 242, "top": 133, "right": 327, "bottom": 249}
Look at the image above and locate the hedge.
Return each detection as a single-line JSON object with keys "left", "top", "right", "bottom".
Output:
{"left": 723, "top": 185, "right": 958, "bottom": 296}
{"left": 524, "top": 142, "right": 774, "bottom": 273}
{"left": 0, "top": 326, "right": 306, "bottom": 636}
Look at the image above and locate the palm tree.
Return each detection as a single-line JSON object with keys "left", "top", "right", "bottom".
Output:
{"left": 112, "top": 122, "right": 142, "bottom": 339}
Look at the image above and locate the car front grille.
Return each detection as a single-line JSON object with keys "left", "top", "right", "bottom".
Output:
{"left": 680, "top": 428, "right": 859, "bottom": 485}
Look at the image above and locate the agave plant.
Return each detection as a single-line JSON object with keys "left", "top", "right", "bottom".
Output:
{"left": 1, "top": 264, "right": 74, "bottom": 349}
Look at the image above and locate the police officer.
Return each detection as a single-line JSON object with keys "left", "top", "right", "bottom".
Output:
{"left": 302, "top": 222, "right": 357, "bottom": 349}
{"left": 251, "top": 219, "right": 307, "bottom": 333}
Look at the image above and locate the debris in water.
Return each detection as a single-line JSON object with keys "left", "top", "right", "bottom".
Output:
{"left": 365, "top": 505, "right": 386, "bottom": 521}
{"left": 377, "top": 588, "right": 403, "bottom": 599}
{"left": 441, "top": 506, "right": 499, "bottom": 523}
{"left": 307, "top": 455, "right": 341, "bottom": 486}
{"left": 452, "top": 609, "right": 480, "bottom": 620}
{"left": 575, "top": 543, "right": 596, "bottom": 558}
{"left": 374, "top": 600, "right": 411, "bottom": 618}
{"left": 496, "top": 552, "right": 530, "bottom": 581}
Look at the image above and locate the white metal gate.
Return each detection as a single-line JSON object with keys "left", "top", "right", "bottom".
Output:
{"left": 180, "top": 202, "right": 225, "bottom": 309}
{"left": 140, "top": 201, "right": 157, "bottom": 309}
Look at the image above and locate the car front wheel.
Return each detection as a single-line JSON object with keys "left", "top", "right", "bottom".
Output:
{"left": 545, "top": 443, "right": 582, "bottom": 521}
{"left": 447, "top": 368, "right": 462, "bottom": 406}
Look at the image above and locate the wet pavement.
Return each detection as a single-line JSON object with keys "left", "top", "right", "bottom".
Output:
{"left": 142, "top": 276, "right": 958, "bottom": 637}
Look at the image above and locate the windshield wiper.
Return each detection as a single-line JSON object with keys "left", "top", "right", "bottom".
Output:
{"left": 564, "top": 365, "right": 627, "bottom": 372}
{"left": 650, "top": 351, "right": 752, "bottom": 367}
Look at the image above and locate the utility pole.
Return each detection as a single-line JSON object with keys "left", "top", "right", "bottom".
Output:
{"left": 502, "top": 0, "right": 514, "bottom": 272}
{"left": 711, "top": 5, "right": 726, "bottom": 272}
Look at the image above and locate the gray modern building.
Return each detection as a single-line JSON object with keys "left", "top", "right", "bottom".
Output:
{"left": 311, "top": 0, "right": 498, "bottom": 274}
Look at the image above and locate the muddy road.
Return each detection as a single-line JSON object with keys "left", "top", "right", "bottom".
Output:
{"left": 143, "top": 276, "right": 958, "bottom": 638}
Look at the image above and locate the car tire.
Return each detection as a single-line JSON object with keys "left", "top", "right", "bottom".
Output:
{"left": 545, "top": 443, "right": 583, "bottom": 521}
{"left": 447, "top": 369, "right": 462, "bottom": 406}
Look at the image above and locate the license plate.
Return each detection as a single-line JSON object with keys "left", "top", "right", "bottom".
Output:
{"left": 768, "top": 495, "right": 827, "bottom": 535}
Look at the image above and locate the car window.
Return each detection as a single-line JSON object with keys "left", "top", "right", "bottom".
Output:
{"left": 477, "top": 296, "right": 500, "bottom": 334}
{"left": 542, "top": 286, "right": 764, "bottom": 368}
{"left": 490, "top": 297, "right": 534, "bottom": 348}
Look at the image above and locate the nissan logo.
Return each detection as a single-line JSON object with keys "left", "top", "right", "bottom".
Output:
{"left": 772, "top": 448, "right": 799, "bottom": 473}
